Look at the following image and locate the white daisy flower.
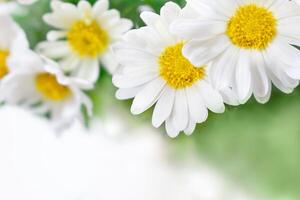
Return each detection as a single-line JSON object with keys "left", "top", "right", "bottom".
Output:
{"left": 113, "top": 2, "right": 237, "bottom": 138}
{"left": 0, "top": 1, "right": 16, "bottom": 14}
{"left": 0, "top": 0, "right": 36, "bottom": 14}
{"left": 171, "top": 0, "right": 300, "bottom": 104}
{"left": 0, "top": 50, "right": 93, "bottom": 130}
{"left": 0, "top": 14, "right": 28, "bottom": 81}
{"left": 37, "top": 0, "right": 133, "bottom": 83}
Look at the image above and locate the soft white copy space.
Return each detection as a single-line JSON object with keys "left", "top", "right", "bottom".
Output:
{"left": 0, "top": 106, "right": 254, "bottom": 200}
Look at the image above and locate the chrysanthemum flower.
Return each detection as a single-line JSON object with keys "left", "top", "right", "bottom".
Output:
{"left": 113, "top": 2, "right": 237, "bottom": 138}
{"left": 0, "top": 14, "right": 28, "bottom": 81}
{"left": 38, "top": 0, "right": 133, "bottom": 83}
{"left": 0, "top": 50, "right": 93, "bottom": 130}
{"left": 172, "top": 0, "right": 300, "bottom": 104}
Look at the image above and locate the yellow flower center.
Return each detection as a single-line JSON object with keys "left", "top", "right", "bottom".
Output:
{"left": 226, "top": 4, "right": 277, "bottom": 50}
{"left": 67, "top": 20, "right": 109, "bottom": 58}
{"left": 0, "top": 50, "right": 9, "bottom": 79}
{"left": 159, "top": 43, "right": 205, "bottom": 89}
{"left": 35, "top": 73, "right": 71, "bottom": 101}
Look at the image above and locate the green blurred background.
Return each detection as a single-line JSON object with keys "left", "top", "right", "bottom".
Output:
{"left": 13, "top": 0, "right": 300, "bottom": 199}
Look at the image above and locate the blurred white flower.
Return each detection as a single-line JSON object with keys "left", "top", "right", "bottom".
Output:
{"left": 0, "top": 50, "right": 93, "bottom": 130}
{"left": 0, "top": 14, "right": 28, "bottom": 81}
{"left": 113, "top": 2, "right": 237, "bottom": 138}
{"left": 17, "top": 0, "right": 38, "bottom": 5}
{"left": 0, "top": 0, "right": 37, "bottom": 14}
{"left": 171, "top": 0, "right": 300, "bottom": 104}
{"left": 0, "top": 1, "right": 16, "bottom": 14}
{"left": 37, "top": 0, "right": 133, "bottom": 83}
{"left": 294, "top": 0, "right": 300, "bottom": 6}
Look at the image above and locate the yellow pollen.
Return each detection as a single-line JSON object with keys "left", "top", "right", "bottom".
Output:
{"left": 0, "top": 50, "right": 9, "bottom": 79}
{"left": 67, "top": 20, "right": 109, "bottom": 58}
{"left": 226, "top": 4, "right": 277, "bottom": 50}
{"left": 35, "top": 73, "right": 71, "bottom": 101}
{"left": 159, "top": 43, "right": 205, "bottom": 89}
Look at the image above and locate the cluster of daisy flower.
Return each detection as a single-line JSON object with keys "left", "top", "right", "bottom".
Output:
{"left": 0, "top": 0, "right": 132, "bottom": 130}
{"left": 1, "top": 0, "right": 300, "bottom": 137}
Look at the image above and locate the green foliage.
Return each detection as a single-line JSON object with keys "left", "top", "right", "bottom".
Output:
{"left": 174, "top": 88, "right": 300, "bottom": 199}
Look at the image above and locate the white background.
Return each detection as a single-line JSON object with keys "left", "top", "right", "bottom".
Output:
{"left": 0, "top": 106, "right": 254, "bottom": 200}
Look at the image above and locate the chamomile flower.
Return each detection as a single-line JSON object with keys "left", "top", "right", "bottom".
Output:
{"left": 0, "top": 0, "right": 36, "bottom": 14}
{"left": 113, "top": 2, "right": 237, "bottom": 138}
{"left": 0, "top": 14, "right": 28, "bottom": 81}
{"left": 38, "top": 0, "right": 133, "bottom": 83}
{"left": 0, "top": 50, "right": 93, "bottom": 130}
{"left": 172, "top": 0, "right": 300, "bottom": 104}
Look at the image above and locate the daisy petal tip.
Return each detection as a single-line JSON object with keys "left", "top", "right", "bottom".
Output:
{"left": 130, "top": 106, "right": 142, "bottom": 116}
{"left": 238, "top": 97, "right": 251, "bottom": 105}
{"left": 167, "top": 131, "right": 180, "bottom": 139}
{"left": 112, "top": 76, "right": 120, "bottom": 87}
{"left": 184, "top": 131, "right": 193, "bottom": 136}
{"left": 255, "top": 98, "right": 269, "bottom": 105}
{"left": 115, "top": 91, "right": 122, "bottom": 100}
{"left": 237, "top": 90, "right": 252, "bottom": 105}
{"left": 50, "top": 0, "right": 63, "bottom": 10}
{"left": 78, "top": 0, "right": 92, "bottom": 9}
{"left": 46, "top": 31, "right": 59, "bottom": 42}
{"left": 151, "top": 118, "right": 162, "bottom": 129}
{"left": 219, "top": 105, "right": 226, "bottom": 113}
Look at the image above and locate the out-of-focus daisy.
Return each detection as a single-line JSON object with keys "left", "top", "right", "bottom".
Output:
{"left": 113, "top": 2, "right": 237, "bottom": 138}
{"left": 0, "top": 0, "right": 37, "bottom": 14}
{"left": 294, "top": 0, "right": 300, "bottom": 6}
{"left": 38, "top": 0, "right": 133, "bottom": 83}
{"left": 0, "top": 50, "right": 93, "bottom": 130}
{"left": 0, "top": 14, "right": 28, "bottom": 81}
{"left": 0, "top": 1, "right": 15, "bottom": 14}
{"left": 172, "top": 0, "right": 300, "bottom": 104}
{"left": 17, "top": 0, "right": 38, "bottom": 5}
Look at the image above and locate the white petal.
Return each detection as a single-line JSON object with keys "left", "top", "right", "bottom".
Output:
{"left": 37, "top": 41, "right": 71, "bottom": 60}
{"left": 186, "top": 86, "right": 208, "bottom": 123}
{"left": 112, "top": 71, "right": 158, "bottom": 88}
{"left": 140, "top": 11, "right": 160, "bottom": 26}
{"left": 171, "top": 90, "right": 189, "bottom": 131}
{"left": 210, "top": 46, "right": 239, "bottom": 89}
{"left": 116, "top": 86, "right": 143, "bottom": 100}
{"left": 219, "top": 87, "right": 239, "bottom": 106}
{"left": 183, "top": 35, "right": 230, "bottom": 66}
{"left": 75, "top": 59, "right": 100, "bottom": 83}
{"left": 250, "top": 52, "right": 271, "bottom": 102}
{"left": 184, "top": 120, "right": 196, "bottom": 136}
{"left": 197, "top": 81, "right": 225, "bottom": 113}
{"left": 100, "top": 50, "right": 120, "bottom": 74}
{"left": 160, "top": 2, "right": 181, "bottom": 26}
{"left": 47, "top": 30, "right": 67, "bottom": 41}
{"left": 78, "top": 0, "right": 92, "bottom": 13}
{"left": 152, "top": 87, "right": 175, "bottom": 128}
{"left": 165, "top": 118, "right": 180, "bottom": 138}
{"left": 171, "top": 19, "right": 226, "bottom": 40}
{"left": 59, "top": 54, "right": 81, "bottom": 72}
{"left": 131, "top": 78, "right": 165, "bottom": 115}
{"left": 234, "top": 50, "right": 252, "bottom": 104}
{"left": 92, "top": 0, "right": 109, "bottom": 15}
